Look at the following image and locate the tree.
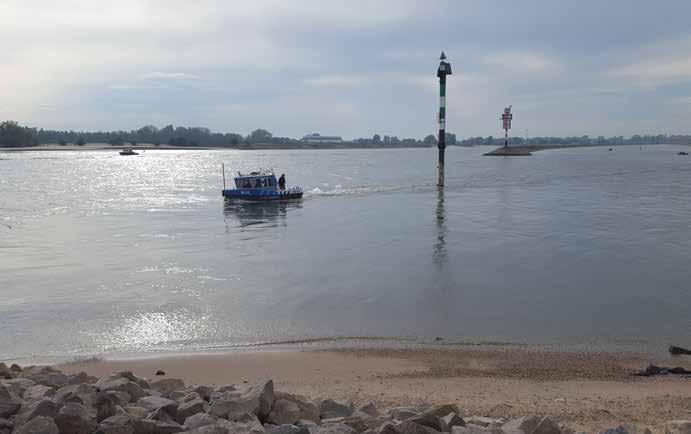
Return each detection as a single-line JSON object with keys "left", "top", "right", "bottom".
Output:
{"left": 249, "top": 129, "right": 272, "bottom": 143}
{"left": 76, "top": 137, "right": 86, "bottom": 146}
{"left": 372, "top": 134, "right": 381, "bottom": 144}
{"left": 59, "top": 139, "right": 67, "bottom": 146}
{"left": 423, "top": 134, "right": 437, "bottom": 146}
{"left": 0, "top": 121, "right": 35, "bottom": 147}
{"left": 445, "top": 132, "right": 457, "bottom": 145}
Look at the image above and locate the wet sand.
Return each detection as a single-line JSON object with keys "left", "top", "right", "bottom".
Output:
{"left": 58, "top": 347, "right": 691, "bottom": 432}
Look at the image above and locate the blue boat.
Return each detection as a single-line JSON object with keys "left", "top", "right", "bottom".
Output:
{"left": 221, "top": 167, "right": 303, "bottom": 201}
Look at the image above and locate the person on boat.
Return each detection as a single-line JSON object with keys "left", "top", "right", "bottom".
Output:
{"left": 278, "top": 174, "right": 286, "bottom": 190}
{"left": 255, "top": 178, "right": 262, "bottom": 188}
{"left": 243, "top": 179, "right": 251, "bottom": 188}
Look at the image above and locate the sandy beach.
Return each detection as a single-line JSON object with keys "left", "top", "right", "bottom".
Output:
{"left": 57, "top": 346, "right": 691, "bottom": 432}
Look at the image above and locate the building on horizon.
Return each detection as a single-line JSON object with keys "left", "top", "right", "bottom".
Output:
{"left": 301, "top": 133, "right": 343, "bottom": 144}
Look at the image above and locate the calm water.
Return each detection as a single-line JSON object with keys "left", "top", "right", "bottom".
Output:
{"left": 1, "top": 145, "right": 690, "bottom": 361}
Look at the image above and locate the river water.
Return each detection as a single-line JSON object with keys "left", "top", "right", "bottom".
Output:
{"left": 1, "top": 145, "right": 690, "bottom": 361}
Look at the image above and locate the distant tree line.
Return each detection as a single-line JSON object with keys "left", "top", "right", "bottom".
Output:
{"left": 0, "top": 121, "right": 39, "bottom": 147}
{"left": 2, "top": 120, "right": 691, "bottom": 148}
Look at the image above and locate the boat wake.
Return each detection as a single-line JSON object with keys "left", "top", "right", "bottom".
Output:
{"left": 305, "top": 185, "right": 402, "bottom": 198}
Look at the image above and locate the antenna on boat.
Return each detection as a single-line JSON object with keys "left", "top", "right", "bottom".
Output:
{"left": 222, "top": 163, "right": 226, "bottom": 190}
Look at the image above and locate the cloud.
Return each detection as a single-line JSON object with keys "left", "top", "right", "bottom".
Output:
{"left": 304, "top": 75, "right": 371, "bottom": 88}
{"left": 611, "top": 58, "right": 691, "bottom": 87}
{"left": 140, "top": 72, "right": 200, "bottom": 81}
{"left": 483, "top": 52, "right": 560, "bottom": 74}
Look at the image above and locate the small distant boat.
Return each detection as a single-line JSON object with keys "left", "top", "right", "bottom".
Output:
{"left": 678, "top": 151, "right": 689, "bottom": 156}
{"left": 608, "top": 148, "right": 613, "bottom": 151}
{"left": 221, "top": 166, "right": 303, "bottom": 201}
{"left": 119, "top": 148, "right": 138, "bottom": 156}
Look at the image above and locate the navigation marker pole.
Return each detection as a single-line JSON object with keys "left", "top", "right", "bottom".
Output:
{"left": 501, "top": 105, "right": 513, "bottom": 148}
{"left": 437, "top": 51, "right": 452, "bottom": 187}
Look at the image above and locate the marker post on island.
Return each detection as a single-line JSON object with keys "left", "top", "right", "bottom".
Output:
{"left": 436, "top": 51, "right": 452, "bottom": 187}
{"left": 502, "top": 105, "right": 513, "bottom": 148}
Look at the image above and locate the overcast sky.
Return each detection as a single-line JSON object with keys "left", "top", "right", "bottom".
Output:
{"left": 2, "top": 0, "right": 691, "bottom": 139}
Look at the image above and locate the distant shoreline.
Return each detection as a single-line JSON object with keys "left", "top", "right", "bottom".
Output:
{"left": 1, "top": 143, "right": 685, "bottom": 152}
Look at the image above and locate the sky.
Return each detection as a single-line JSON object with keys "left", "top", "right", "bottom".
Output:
{"left": 2, "top": 0, "right": 691, "bottom": 140}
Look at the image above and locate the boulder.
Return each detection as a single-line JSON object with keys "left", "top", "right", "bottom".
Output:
{"left": 24, "top": 385, "right": 56, "bottom": 400}
{"left": 184, "top": 413, "right": 219, "bottom": 430}
{"left": 101, "top": 414, "right": 133, "bottom": 427}
{"left": 358, "top": 404, "right": 379, "bottom": 418}
{"left": 209, "top": 397, "right": 251, "bottom": 419}
{"left": 190, "top": 386, "right": 213, "bottom": 402}
{"left": 424, "top": 406, "right": 461, "bottom": 420}
{"left": 124, "top": 406, "right": 149, "bottom": 421}
{"left": 246, "top": 380, "right": 274, "bottom": 421}
{"left": 464, "top": 417, "right": 502, "bottom": 428}
{"left": 313, "top": 424, "right": 358, "bottom": 434}
{"left": 408, "top": 414, "right": 447, "bottom": 432}
{"left": 96, "top": 414, "right": 134, "bottom": 434}
{"left": 96, "top": 392, "right": 126, "bottom": 422}
{"left": 150, "top": 379, "right": 185, "bottom": 398}
{"left": 181, "top": 393, "right": 202, "bottom": 403}
{"left": 343, "top": 419, "right": 370, "bottom": 433}
{"left": 399, "top": 421, "right": 439, "bottom": 434}
{"left": 136, "top": 397, "right": 178, "bottom": 415}
{"left": 21, "top": 367, "right": 69, "bottom": 388}
{"left": 269, "top": 399, "right": 303, "bottom": 425}
{"left": 297, "top": 420, "right": 319, "bottom": 427}
{"left": 54, "top": 402, "right": 98, "bottom": 434}
{"left": 362, "top": 418, "right": 390, "bottom": 431}
{"left": 377, "top": 424, "right": 400, "bottom": 434}
{"left": 115, "top": 372, "right": 150, "bottom": 390}
{"left": 320, "top": 400, "right": 352, "bottom": 420}
{"left": 96, "top": 377, "right": 146, "bottom": 402}
{"left": 532, "top": 417, "right": 561, "bottom": 434}
{"left": 15, "top": 398, "right": 59, "bottom": 426}
{"left": 186, "top": 425, "right": 230, "bottom": 434}
{"left": 216, "top": 414, "right": 265, "bottom": 434}
{"left": 274, "top": 393, "right": 319, "bottom": 424}
{"left": 390, "top": 408, "right": 419, "bottom": 421}
{"left": 14, "top": 416, "right": 59, "bottom": 434}
{"left": 132, "top": 419, "right": 185, "bottom": 434}
{"left": 67, "top": 372, "right": 98, "bottom": 385}
{"left": 209, "top": 382, "right": 273, "bottom": 422}
{"left": 501, "top": 416, "right": 540, "bottom": 434}
{"left": 147, "top": 407, "right": 178, "bottom": 424}
{"left": 665, "top": 421, "right": 691, "bottom": 434}
{"left": 176, "top": 399, "right": 206, "bottom": 424}
{"left": 268, "top": 425, "right": 311, "bottom": 434}
{"left": 441, "top": 414, "right": 465, "bottom": 430}
{"left": 0, "top": 384, "right": 21, "bottom": 418}
{"left": 451, "top": 427, "right": 499, "bottom": 434}
{"left": 0, "top": 418, "right": 13, "bottom": 432}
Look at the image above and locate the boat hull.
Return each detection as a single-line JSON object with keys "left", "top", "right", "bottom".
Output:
{"left": 222, "top": 189, "right": 303, "bottom": 201}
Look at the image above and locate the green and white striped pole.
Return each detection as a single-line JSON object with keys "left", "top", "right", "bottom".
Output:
{"left": 437, "top": 51, "right": 452, "bottom": 187}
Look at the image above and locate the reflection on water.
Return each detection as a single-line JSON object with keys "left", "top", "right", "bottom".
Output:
{"left": 433, "top": 187, "right": 447, "bottom": 267}
{"left": 223, "top": 199, "right": 303, "bottom": 230}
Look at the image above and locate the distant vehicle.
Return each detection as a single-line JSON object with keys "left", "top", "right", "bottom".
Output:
{"left": 678, "top": 151, "right": 688, "bottom": 156}
{"left": 119, "top": 148, "right": 138, "bottom": 155}
{"left": 221, "top": 168, "right": 303, "bottom": 201}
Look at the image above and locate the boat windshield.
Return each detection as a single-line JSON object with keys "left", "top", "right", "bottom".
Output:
{"left": 235, "top": 176, "right": 275, "bottom": 188}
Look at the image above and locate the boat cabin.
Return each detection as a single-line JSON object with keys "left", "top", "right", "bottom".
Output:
{"left": 234, "top": 171, "right": 277, "bottom": 189}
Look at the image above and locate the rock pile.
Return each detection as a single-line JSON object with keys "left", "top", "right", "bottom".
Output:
{"left": 0, "top": 363, "right": 687, "bottom": 434}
